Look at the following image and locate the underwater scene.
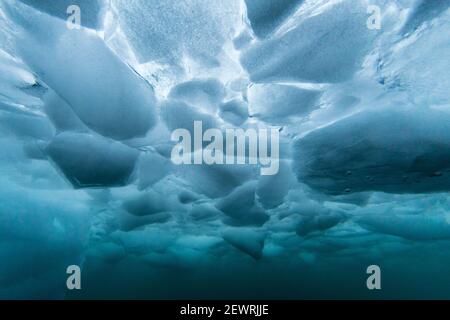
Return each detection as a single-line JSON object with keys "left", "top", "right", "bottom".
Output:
{"left": 0, "top": 0, "right": 450, "bottom": 300}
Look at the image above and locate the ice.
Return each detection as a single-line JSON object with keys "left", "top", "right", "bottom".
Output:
{"left": 0, "top": 49, "right": 42, "bottom": 112}
{"left": 244, "top": 0, "right": 304, "bottom": 38}
{"left": 7, "top": 3, "right": 157, "bottom": 140}
{"left": 119, "top": 212, "right": 172, "bottom": 231}
{"left": 293, "top": 106, "right": 450, "bottom": 195}
{"left": 112, "top": 228, "right": 177, "bottom": 255}
{"left": 358, "top": 214, "right": 450, "bottom": 241}
{"left": 169, "top": 78, "right": 226, "bottom": 113}
{"left": 256, "top": 160, "right": 293, "bottom": 208}
{"left": 110, "top": 0, "right": 242, "bottom": 66}
{"left": 178, "top": 189, "right": 201, "bottom": 204}
{"left": 160, "top": 100, "right": 219, "bottom": 137}
{"left": 0, "top": 180, "right": 90, "bottom": 298}
{"left": 216, "top": 181, "right": 257, "bottom": 214}
{"left": 2, "top": 0, "right": 450, "bottom": 299}
{"left": 296, "top": 212, "right": 345, "bottom": 237}
{"left": 354, "top": 192, "right": 450, "bottom": 241}
{"left": 219, "top": 99, "right": 249, "bottom": 126}
{"left": 43, "top": 91, "right": 88, "bottom": 133}
{"left": 222, "top": 228, "right": 266, "bottom": 260}
{"left": 189, "top": 203, "right": 223, "bottom": 221}
{"left": 248, "top": 84, "right": 322, "bottom": 124}
{"left": 240, "top": 0, "right": 378, "bottom": 83}
{"left": 379, "top": 8, "right": 450, "bottom": 108}
{"left": 0, "top": 112, "right": 54, "bottom": 140}
{"left": 233, "top": 30, "right": 253, "bottom": 50}
{"left": 401, "top": 0, "right": 450, "bottom": 35}
{"left": 122, "top": 190, "right": 170, "bottom": 217}
{"left": 178, "top": 163, "right": 257, "bottom": 198}
{"left": 136, "top": 150, "right": 172, "bottom": 190}
{"left": 46, "top": 132, "right": 140, "bottom": 189}
{"left": 216, "top": 181, "right": 269, "bottom": 226}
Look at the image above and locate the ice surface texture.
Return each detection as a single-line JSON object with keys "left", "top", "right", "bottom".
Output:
{"left": 1, "top": 0, "right": 450, "bottom": 299}
{"left": 241, "top": 0, "right": 378, "bottom": 83}
{"left": 293, "top": 107, "right": 450, "bottom": 195}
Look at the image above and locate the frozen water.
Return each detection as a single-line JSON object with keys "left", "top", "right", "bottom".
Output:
{"left": 400, "top": 0, "right": 450, "bottom": 35}
{"left": 222, "top": 228, "right": 266, "bottom": 260}
{"left": 136, "top": 150, "right": 172, "bottom": 190}
{"left": 240, "top": 0, "right": 379, "bottom": 83}
{"left": 110, "top": 0, "right": 242, "bottom": 66}
{"left": 256, "top": 160, "right": 293, "bottom": 208}
{"left": 169, "top": 78, "right": 226, "bottom": 113}
{"left": 6, "top": 2, "right": 157, "bottom": 140}
{"left": 216, "top": 181, "right": 269, "bottom": 226}
{"left": 219, "top": 99, "right": 249, "bottom": 126}
{"left": 43, "top": 91, "right": 88, "bottom": 133}
{"left": 248, "top": 84, "right": 322, "bottom": 124}
{"left": 160, "top": 99, "right": 219, "bottom": 138}
{"left": 244, "top": 0, "right": 304, "bottom": 38}
{"left": 293, "top": 106, "right": 450, "bottom": 195}
{"left": 1, "top": 0, "right": 450, "bottom": 299}
{"left": 46, "top": 133, "right": 140, "bottom": 188}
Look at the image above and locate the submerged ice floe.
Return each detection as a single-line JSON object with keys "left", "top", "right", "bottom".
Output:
{"left": 47, "top": 132, "right": 140, "bottom": 188}
{"left": 293, "top": 106, "right": 450, "bottom": 195}
{"left": 0, "top": 0, "right": 450, "bottom": 299}
{"left": 240, "top": 0, "right": 379, "bottom": 83}
{"left": 248, "top": 83, "right": 322, "bottom": 124}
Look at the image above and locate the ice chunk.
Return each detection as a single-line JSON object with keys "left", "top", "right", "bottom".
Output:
{"left": 169, "top": 78, "right": 226, "bottom": 113}
{"left": 9, "top": 5, "right": 157, "bottom": 140}
{"left": 248, "top": 84, "right": 321, "bottom": 124}
{"left": 22, "top": 141, "right": 46, "bottom": 160}
{"left": 330, "top": 192, "right": 371, "bottom": 207}
{"left": 43, "top": 91, "right": 88, "bottom": 133}
{"left": 222, "top": 228, "right": 266, "bottom": 260}
{"left": 122, "top": 191, "right": 168, "bottom": 217}
{"left": 358, "top": 214, "right": 450, "bottom": 241}
{"left": 111, "top": 0, "right": 241, "bottom": 65}
{"left": 233, "top": 29, "right": 253, "bottom": 50}
{"left": 221, "top": 206, "right": 269, "bottom": 228}
{"left": 244, "top": 0, "right": 304, "bottom": 38}
{"left": 256, "top": 160, "right": 293, "bottom": 208}
{"left": 401, "top": 0, "right": 450, "bottom": 35}
{"left": 46, "top": 132, "right": 139, "bottom": 188}
{"left": 178, "top": 163, "right": 256, "bottom": 198}
{"left": 216, "top": 181, "right": 269, "bottom": 226}
{"left": 137, "top": 150, "right": 172, "bottom": 190}
{"left": 241, "top": 0, "right": 377, "bottom": 83}
{"left": 380, "top": 9, "right": 450, "bottom": 107}
{"left": 119, "top": 211, "right": 172, "bottom": 231}
{"left": 160, "top": 100, "right": 219, "bottom": 138}
{"left": 0, "top": 112, "right": 55, "bottom": 140}
{"left": 189, "top": 203, "right": 223, "bottom": 221}
{"left": 216, "top": 181, "right": 256, "bottom": 214}
{"left": 178, "top": 189, "right": 201, "bottom": 204}
{"left": 293, "top": 107, "right": 450, "bottom": 195}
{"left": 219, "top": 99, "right": 249, "bottom": 126}
{"left": 296, "top": 212, "right": 345, "bottom": 236}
